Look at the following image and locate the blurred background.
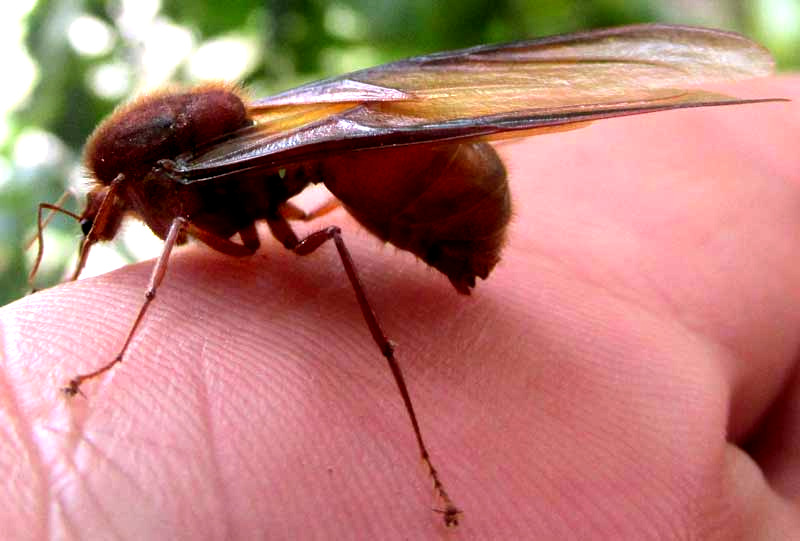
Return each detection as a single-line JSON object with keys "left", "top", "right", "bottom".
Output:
{"left": 1, "top": 0, "right": 798, "bottom": 305}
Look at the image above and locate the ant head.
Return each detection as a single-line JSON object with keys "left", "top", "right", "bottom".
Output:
{"left": 70, "top": 177, "right": 128, "bottom": 281}
{"left": 80, "top": 179, "right": 127, "bottom": 242}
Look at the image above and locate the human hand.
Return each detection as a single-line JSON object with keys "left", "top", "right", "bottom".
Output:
{"left": 1, "top": 76, "right": 798, "bottom": 540}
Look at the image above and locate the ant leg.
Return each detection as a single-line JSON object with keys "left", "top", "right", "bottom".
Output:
{"left": 185, "top": 221, "right": 260, "bottom": 256}
{"left": 267, "top": 215, "right": 461, "bottom": 527}
{"left": 236, "top": 223, "right": 262, "bottom": 252}
{"left": 28, "top": 200, "right": 82, "bottom": 292}
{"left": 63, "top": 218, "right": 259, "bottom": 396}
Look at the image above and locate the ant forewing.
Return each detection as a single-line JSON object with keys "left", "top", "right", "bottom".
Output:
{"left": 29, "top": 24, "right": 785, "bottom": 526}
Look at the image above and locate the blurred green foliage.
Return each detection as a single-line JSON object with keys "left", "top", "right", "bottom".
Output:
{"left": 1, "top": 0, "right": 797, "bottom": 305}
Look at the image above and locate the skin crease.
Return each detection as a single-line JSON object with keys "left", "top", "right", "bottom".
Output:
{"left": 0, "top": 76, "right": 798, "bottom": 540}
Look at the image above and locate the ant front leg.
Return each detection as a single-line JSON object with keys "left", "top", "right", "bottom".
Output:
{"left": 266, "top": 214, "right": 461, "bottom": 527}
{"left": 63, "top": 217, "right": 260, "bottom": 397}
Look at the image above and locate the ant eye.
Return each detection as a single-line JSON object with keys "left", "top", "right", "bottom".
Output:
{"left": 80, "top": 218, "right": 93, "bottom": 236}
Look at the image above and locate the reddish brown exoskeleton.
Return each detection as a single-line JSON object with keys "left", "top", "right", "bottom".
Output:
{"left": 29, "top": 25, "right": 784, "bottom": 526}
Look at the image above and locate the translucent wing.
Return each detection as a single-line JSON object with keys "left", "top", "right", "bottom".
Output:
{"left": 177, "top": 24, "right": 779, "bottom": 181}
